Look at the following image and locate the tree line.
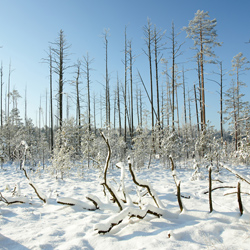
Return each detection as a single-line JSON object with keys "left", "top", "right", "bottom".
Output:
{"left": 0, "top": 10, "right": 249, "bottom": 175}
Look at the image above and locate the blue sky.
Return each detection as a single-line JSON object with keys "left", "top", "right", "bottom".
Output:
{"left": 0, "top": 0, "right": 249, "bottom": 129}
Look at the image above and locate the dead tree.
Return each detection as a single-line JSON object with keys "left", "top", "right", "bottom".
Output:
{"left": 51, "top": 29, "right": 71, "bottom": 132}
{"left": 143, "top": 18, "right": 155, "bottom": 147}
{"left": 103, "top": 29, "right": 110, "bottom": 129}
{"left": 169, "top": 21, "right": 184, "bottom": 132}
{"left": 0, "top": 44, "right": 2, "bottom": 125}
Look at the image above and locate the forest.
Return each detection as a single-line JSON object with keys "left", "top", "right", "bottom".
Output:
{"left": 1, "top": 8, "right": 250, "bottom": 249}
{"left": 0, "top": 10, "right": 249, "bottom": 173}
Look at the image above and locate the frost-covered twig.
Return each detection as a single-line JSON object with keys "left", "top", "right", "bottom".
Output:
{"left": 128, "top": 157, "right": 164, "bottom": 208}
{"left": 100, "top": 132, "right": 124, "bottom": 211}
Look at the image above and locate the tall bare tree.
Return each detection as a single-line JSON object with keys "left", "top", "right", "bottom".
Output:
{"left": 169, "top": 21, "right": 184, "bottom": 132}
{"left": 83, "top": 53, "right": 94, "bottom": 132}
{"left": 73, "top": 59, "right": 82, "bottom": 153}
{"left": 103, "top": 29, "right": 110, "bottom": 129}
{"left": 0, "top": 62, "right": 3, "bottom": 128}
{"left": 51, "top": 29, "right": 71, "bottom": 132}
{"left": 209, "top": 61, "right": 226, "bottom": 141}
{"left": 143, "top": 18, "right": 154, "bottom": 132}
{"left": 124, "top": 26, "right": 128, "bottom": 142}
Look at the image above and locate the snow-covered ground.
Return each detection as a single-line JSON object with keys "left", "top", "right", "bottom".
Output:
{"left": 1, "top": 162, "right": 250, "bottom": 249}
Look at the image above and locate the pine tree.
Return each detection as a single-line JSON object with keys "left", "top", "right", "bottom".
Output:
{"left": 184, "top": 10, "right": 221, "bottom": 130}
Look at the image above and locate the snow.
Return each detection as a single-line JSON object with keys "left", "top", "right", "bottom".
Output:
{"left": 1, "top": 163, "right": 250, "bottom": 249}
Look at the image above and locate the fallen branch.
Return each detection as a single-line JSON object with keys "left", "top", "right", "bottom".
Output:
{"left": 203, "top": 186, "right": 236, "bottom": 194}
{"left": 57, "top": 197, "right": 97, "bottom": 211}
{"left": 220, "top": 163, "right": 250, "bottom": 185}
{"left": 95, "top": 205, "right": 163, "bottom": 234}
{"left": 86, "top": 194, "right": 100, "bottom": 209}
{"left": 224, "top": 191, "right": 250, "bottom": 196}
{"left": 0, "top": 192, "right": 28, "bottom": 205}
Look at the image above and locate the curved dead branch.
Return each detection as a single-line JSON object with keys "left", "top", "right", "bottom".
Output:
{"left": 128, "top": 158, "right": 163, "bottom": 208}
{"left": 22, "top": 167, "right": 46, "bottom": 203}
{"left": 203, "top": 186, "right": 236, "bottom": 194}
{"left": 0, "top": 192, "right": 27, "bottom": 205}
{"left": 100, "top": 132, "right": 123, "bottom": 211}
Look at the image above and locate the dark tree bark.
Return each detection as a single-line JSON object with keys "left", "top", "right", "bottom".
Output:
{"left": 0, "top": 62, "right": 3, "bottom": 128}
{"left": 51, "top": 30, "right": 71, "bottom": 134}
{"left": 103, "top": 29, "right": 110, "bottom": 129}
{"left": 194, "top": 84, "right": 200, "bottom": 133}
{"left": 143, "top": 18, "right": 154, "bottom": 136}
{"left": 124, "top": 26, "right": 128, "bottom": 143}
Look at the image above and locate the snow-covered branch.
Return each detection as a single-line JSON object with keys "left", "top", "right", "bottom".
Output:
{"left": 22, "top": 167, "right": 47, "bottom": 203}
{"left": 57, "top": 197, "right": 96, "bottom": 211}
{"left": 0, "top": 192, "right": 29, "bottom": 205}
{"left": 219, "top": 163, "right": 250, "bottom": 185}
{"left": 128, "top": 157, "right": 164, "bottom": 208}
{"left": 169, "top": 156, "right": 183, "bottom": 212}
{"left": 94, "top": 205, "right": 163, "bottom": 234}
{"left": 100, "top": 132, "right": 124, "bottom": 211}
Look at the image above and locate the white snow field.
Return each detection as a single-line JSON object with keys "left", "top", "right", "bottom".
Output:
{"left": 0, "top": 162, "right": 250, "bottom": 250}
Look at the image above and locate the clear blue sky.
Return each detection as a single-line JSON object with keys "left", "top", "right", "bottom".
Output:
{"left": 0, "top": 0, "right": 249, "bottom": 129}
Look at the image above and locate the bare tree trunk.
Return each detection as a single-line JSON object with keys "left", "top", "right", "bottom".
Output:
{"left": 124, "top": 27, "right": 127, "bottom": 143}
{"left": 175, "top": 83, "right": 180, "bottom": 134}
{"left": 83, "top": 53, "right": 93, "bottom": 132}
{"left": 219, "top": 61, "right": 224, "bottom": 141}
{"left": 129, "top": 41, "right": 134, "bottom": 139}
{"left": 182, "top": 68, "right": 187, "bottom": 124}
{"left": 45, "top": 89, "right": 47, "bottom": 138}
{"left": 100, "top": 93, "right": 103, "bottom": 129}
{"left": 171, "top": 24, "right": 175, "bottom": 132}
{"left": 154, "top": 26, "right": 160, "bottom": 129}
{"left": 49, "top": 47, "right": 54, "bottom": 152}
{"left": 117, "top": 76, "right": 122, "bottom": 137}
{"left": 93, "top": 93, "right": 96, "bottom": 135}
{"left": 103, "top": 30, "right": 110, "bottom": 129}
{"left": 0, "top": 63, "right": 3, "bottom": 129}
{"left": 197, "top": 55, "right": 203, "bottom": 131}
{"left": 194, "top": 84, "right": 200, "bottom": 133}
{"left": 51, "top": 30, "right": 71, "bottom": 134}
{"left": 199, "top": 25, "right": 206, "bottom": 130}
{"left": 75, "top": 59, "right": 81, "bottom": 152}
{"left": 143, "top": 20, "right": 154, "bottom": 126}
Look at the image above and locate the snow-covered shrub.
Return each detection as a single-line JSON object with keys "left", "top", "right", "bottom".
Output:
{"left": 132, "top": 126, "right": 151, "bottom": 169}
{"left": 49, "top": 119, "right": 76, "bottom": 179}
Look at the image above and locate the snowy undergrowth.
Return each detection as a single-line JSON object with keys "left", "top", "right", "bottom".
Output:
{"left": 0, "top": 163, "right": 250, "bottom": 249}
